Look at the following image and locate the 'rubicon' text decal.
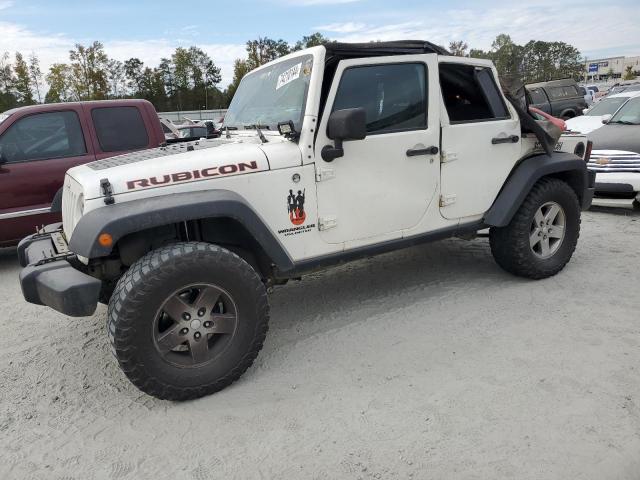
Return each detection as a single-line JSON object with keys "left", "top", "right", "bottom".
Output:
{"left": 126, "top": 161, "right": 259, "bottom": 190}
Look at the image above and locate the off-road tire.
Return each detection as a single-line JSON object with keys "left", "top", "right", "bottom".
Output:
{"left": 107, "top": 242, "right": 269, "bottom": 401}
{"left": 633, "top": 199, "right": 640, "bottom": 211}
{"left": 489, "top": 178, "right": 581, "bottom": 279}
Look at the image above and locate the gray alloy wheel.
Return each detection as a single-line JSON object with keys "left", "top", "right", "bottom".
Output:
{"left": 153, "top": 283, "right": 238, "bottom": 367}
{"left": 529, "top": 201, "right": 566, "bottom": 259}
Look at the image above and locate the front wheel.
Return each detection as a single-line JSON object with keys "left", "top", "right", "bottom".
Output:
{"left": 107, "top": 242, "right": 269, "bottom": 401}
{"left": 489, "top": 178, "right": 581, "bottom": 279}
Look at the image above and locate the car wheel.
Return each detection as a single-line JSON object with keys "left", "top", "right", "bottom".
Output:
{"left": 633, "top": 199, "right": 640, "bottom": 211}
{"left": 489, "top": 178, "right": 581, "bottom": 279}
{"left": 107, "top": 242, "right": 269, "bottom": 400}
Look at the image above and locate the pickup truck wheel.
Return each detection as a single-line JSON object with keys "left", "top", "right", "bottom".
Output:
{"left": 107, "top": 242, "right": 269, "bottom": 401}
{"left": 633, "top": 199, "right": 640, "bottom": 211}
{"left": 489, "top": 178, "right": 580, "bottom": 279}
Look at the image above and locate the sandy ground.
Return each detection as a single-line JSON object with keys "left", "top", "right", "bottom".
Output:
{"left": 1, "top": 205, "right": 639, "bottom": 480}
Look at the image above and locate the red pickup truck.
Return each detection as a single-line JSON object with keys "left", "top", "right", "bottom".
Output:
{"left": 0, "top": 99, "right": 165, "bottom": 246}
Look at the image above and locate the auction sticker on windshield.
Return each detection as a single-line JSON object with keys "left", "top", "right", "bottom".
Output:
{"left": 276, "top": 62, "right": 302, "bottom": 90}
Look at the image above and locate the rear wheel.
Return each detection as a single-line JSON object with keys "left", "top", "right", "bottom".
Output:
{"left": 107, "top": 242, "right": 269, "bottom": 401}
{"left": 489, "top": 178, "right": 581, "bottom": 279}
{"left": 633, "top": 199, "right": 640, "bottom": 211}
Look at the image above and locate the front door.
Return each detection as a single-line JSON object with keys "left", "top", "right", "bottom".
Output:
{"left": 314, "top": 55, "right": 440, "bottom": 245}
{"left": 0, "top": 108, "right": 94, "bottom": 244}
{"left": 438, "top": 58, "right": 522, "bottom": 220}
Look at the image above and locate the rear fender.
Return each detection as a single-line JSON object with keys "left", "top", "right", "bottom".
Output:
{"left": 484, "top": 152, "right": 593, "bottom": 227}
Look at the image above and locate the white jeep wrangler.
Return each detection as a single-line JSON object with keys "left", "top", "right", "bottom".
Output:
{"left": 18, "top": 41, "right": 595, "bottom": 400}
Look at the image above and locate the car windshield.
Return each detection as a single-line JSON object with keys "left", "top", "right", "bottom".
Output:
{"left": 224, "top": 54, "right": 314, "bottom": 132}
{"left": 587, "top": 96, "right": 630, "bottom": 116}
{"left": 609, "top": 97, "right": 640, "bottom": 125}
{"left": 0, "top": 113, "right": 9, "bottom": 124}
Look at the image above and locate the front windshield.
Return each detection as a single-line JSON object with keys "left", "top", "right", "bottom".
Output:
{"left": 587, "top": 96, "right": 629, "bottom": 116}
{"left": 0, "top": 113, "right": 9, "bottom": 125}
{"left": 609, "top": 97, "right": 640, "bottom": 125}
{"left": 224, "top": 54, "right": 314, "bottom": 132}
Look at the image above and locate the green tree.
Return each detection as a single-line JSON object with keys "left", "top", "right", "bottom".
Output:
{"left": 0, "top": 51, "right": 18, "bottom": 111}
{"left": 606, "top": 67, "right": 614, "bottom": 79}
{"left": 68, "top": 41, "right": 109, "bottom": 100}
{"left": 124, "top": 57, "right": 145, "bottom": 95}
{"left": 13, "top": 52, "right": 34, "bottom": 105}
{"left": 246, "top": 37, "right": 290, "bottom": 69}
{"left": 449, "top": 40, "right": 468, "bottom": 57}
{"left": 28, "top": 53, "right": 43, "bottom": 103}
{"left": 225, "top": 58, "right": 250, "bottom": 102}
{"left": 623, "top": 65, "right": 635, "bottom": 81}
{"left": 106, "top": 59, "right": 126, "bottom": 98}
{"left": 45, "top": 63, "right": 73, "bottom": 103}
{"left": 293, "top": 32, "right": 329, "bottom": 51}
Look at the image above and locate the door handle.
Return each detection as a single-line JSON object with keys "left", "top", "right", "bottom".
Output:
{"left": 406, "top": 146, "right": 438, "bottom": 157}
{"left": 491, "top": 135, "right": 519, "bottom": 145}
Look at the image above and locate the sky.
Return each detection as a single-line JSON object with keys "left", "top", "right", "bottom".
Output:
{"left": 1, "top": 0, "right": 639, "bottom": 87}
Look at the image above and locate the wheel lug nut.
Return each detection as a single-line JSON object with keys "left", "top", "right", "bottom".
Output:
{"left": 194, "top": 332, "right": 201, "bottom": 340}
{"left": 180, "top": 328, "right": 188, "bottom": 335}
{"left": 198, "top": 308, "right": 206, "bottom": 317}
{"left": 203, "top": 321, "right": 212, "bottom": 328}
{"left": 182, "top": 312, "right": 191, "bottom": 321}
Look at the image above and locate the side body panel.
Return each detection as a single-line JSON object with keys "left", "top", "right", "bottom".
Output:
{"left": 438, "top": 56, "right": 522, "bottom": 220}
{"left": 0, "top": 104, "right": 96, "bottom": 245}
{"left": 313, "top": 54, "right": 443, "bottom": 245}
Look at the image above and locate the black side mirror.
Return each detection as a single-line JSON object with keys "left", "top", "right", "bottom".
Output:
{"left": 321, "top": 108, "right": 367, "bottom": 162}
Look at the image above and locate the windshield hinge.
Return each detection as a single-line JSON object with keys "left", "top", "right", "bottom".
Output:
{"left": 315, "top": 167, "right": 335, "bottom": 182}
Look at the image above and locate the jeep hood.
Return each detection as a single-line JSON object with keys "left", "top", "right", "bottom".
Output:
{"left": 67, "top": 136, "right": 301, "bottom": 200}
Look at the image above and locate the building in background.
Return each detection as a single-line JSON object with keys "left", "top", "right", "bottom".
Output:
{"left": 584, "top": 56, "right": 640, "bottom": 81}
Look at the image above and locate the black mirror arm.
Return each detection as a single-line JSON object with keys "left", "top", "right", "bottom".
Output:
{"left": 321, "top": 138, "right": 344, "bottom": 162}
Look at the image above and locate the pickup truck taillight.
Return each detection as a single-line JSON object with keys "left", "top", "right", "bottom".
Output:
{"left": 583, "top": 140, "right": 593, "bottom": 163}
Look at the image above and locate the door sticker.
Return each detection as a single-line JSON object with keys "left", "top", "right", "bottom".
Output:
{"left": 276, "top": 63, "right": 302, "bottom": 90}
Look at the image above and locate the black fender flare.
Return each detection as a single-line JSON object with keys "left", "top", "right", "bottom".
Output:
{"left": 484, "top": 151, "right": 593, "bottom": 227}
{"left": 68, "top": 189, "right": 294, "bottom": 270}
{"left": 51, "top": 187, "right": 63, "bottom": 213}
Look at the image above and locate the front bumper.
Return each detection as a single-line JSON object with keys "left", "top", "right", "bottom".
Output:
{"left": 18, "top": 224, "right": 101, "bottom": 317}
{"left": 592, "top": 172, "right": 640, "bottom": 200}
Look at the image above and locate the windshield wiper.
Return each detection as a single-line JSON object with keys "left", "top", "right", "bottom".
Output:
{"left": 244, "top": 124, "right": 269, "bottom": 143}
{"left": 608, "top": 120, "right": 639, "bottom": 125}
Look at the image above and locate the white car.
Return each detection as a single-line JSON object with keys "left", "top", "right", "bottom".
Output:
{"left": 587, "top": 95, "right": 640, "bottom": 209}
{"left": 566, "top": 91, "right": 640, "bottom": 134}
{"left": 18, "top": 41, "right": 595, "bottom": 400}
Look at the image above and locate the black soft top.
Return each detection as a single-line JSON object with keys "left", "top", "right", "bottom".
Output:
{"left": 325, "top": 40, "right": 450, "bottom": 59}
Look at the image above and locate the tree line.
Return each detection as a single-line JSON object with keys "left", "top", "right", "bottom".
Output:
{"left": 1, "top": 32, "right": 590, "bottom": 113}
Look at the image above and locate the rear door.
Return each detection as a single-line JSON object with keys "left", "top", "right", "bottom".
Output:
{"left": 314, "top": 55, "right": 440, "bottom": 245}
{"left": 0, "top": 108, "right": 94, "bottom": 244}
{"left": 438, "top": 58, "right": 521, "bottom": 220}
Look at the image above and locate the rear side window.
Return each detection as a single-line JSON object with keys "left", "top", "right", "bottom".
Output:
{"left": 528, "top": 88, "right": 548, "bottom": 104}
{"left": 91, "top": 106, "right": 149, "bottom": 152}
{"left": 332, "top": 63, "right": 427, "bottom": 134}
{"left": 0, "top": 110, "right": 86, "bottom": 163}
{"left": 439, "top": 63, "right": 510, "bottom": 123}
{"left": 547, "top": 85, "right": 579, "bottom": 100}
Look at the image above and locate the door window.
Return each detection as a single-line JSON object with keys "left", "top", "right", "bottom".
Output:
{"left": 332, "top": 63, "right": 427, "bottom": 134}
{"left": 0, "top": 110, "right": 86, "bottom": 163}
{"left": 528, "top": 88, "right": 548, "bottom": 104}
{"left": 91, "top": 106, "right": 149, "bottom": 152}
{"left": 440, "top": 63, "right": 510, "bottom": 123}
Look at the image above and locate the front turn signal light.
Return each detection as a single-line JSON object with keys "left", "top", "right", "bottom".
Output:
{"left": 98, "top": 233, "right": 113, "bottom": 247}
